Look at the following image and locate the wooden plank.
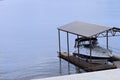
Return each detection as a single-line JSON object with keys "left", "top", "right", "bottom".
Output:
{"left": 87, "top": 64, "right": 116, "bottom": 71}
{"left": 109, "top": 55, "right": 120, "bottom": 62}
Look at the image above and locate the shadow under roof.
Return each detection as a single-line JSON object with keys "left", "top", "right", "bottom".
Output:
{"left": 58, "top": 21, "right": 112, "bottom": 37}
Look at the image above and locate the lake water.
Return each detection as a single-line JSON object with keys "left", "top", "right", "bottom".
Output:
{"left": 0, "top": 0, "right": 120, "bottom": 80}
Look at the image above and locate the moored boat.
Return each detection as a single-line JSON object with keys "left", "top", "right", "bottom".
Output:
{"left": 73, "top": 37, "right": 112, "bottom": 64}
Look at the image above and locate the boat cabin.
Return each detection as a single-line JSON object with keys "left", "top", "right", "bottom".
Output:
{"left": 75, "top": 37, "right": 98, "bottom": 48}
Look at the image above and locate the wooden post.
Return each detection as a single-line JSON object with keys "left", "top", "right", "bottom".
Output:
{"left": 58, "top": 29, "right": 62, "bottom": 74}
{"left": 67, "top": 32, "right": 70, "bottom": 74}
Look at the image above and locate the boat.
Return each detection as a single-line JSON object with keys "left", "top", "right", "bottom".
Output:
{"left": 73, "top": 37, "right": 112, "bottom": 64}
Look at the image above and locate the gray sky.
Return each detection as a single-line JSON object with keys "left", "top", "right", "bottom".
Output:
{"left": 0, "top": 0, "right": 120, "bottom": 53}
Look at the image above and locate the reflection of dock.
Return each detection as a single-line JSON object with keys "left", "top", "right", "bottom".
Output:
{"left": 59, "top": 52, "right": 116, "bottom": 72}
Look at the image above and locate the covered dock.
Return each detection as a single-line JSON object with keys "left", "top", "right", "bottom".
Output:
{"left": 57, "top": 21, "right": 120, "bottom": 74}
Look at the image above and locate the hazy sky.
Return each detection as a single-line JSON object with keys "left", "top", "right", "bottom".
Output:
{"left": 0, "top": 0, "right": 120, "bottom": 53}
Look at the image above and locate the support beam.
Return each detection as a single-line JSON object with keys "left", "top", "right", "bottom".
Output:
{"left": 76, "top": 35, "right": 80, "bottom": 73}
{"left": 106, "top": 31, "right": 109, "bottom": 49}
{"left": 90, "top": 38, "right": 92, "bottom": 63}
{"left": 77, "top": 35, "right": 80, "bottom": 55}
{"left": 67, "top": 32, "right": 70, "bottom": 74}
{"left": 58, "top": 29, "right": 62, "bottom": 74}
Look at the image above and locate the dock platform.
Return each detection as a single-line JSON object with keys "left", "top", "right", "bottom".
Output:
{"left": 59, "top": 52, "right": 117, "bottom": 72}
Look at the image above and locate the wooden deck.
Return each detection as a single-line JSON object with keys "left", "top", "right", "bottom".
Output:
{"left": 58, "top": 52, "right": 117, "bottom": 72}
{"left": 109, "top": 55, "right": 120, "bottom": 62}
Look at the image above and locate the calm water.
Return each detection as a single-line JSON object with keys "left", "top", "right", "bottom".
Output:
{"left": 0, "top": 0, "right": 120, "bottom": 80}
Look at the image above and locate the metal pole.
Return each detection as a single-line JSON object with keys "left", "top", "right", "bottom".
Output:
{"left": 67, "top": 32, "right": 70, "bottom": 74}
{"left": 58, "top": 29, "right": 62, "bottom": 74}
{"left": 77, "top": 35, "right": 80, "bottom": 55}
{"left": 106, "top": 31, "right": 109, "bottom": 49}
{"left": 76, "top": 35, "right": 80, "bottom": 73}
{"left": 90, "top": 38, "right": 92, "bottom": 63}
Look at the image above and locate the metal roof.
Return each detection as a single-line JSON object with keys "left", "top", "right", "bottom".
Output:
{"left": 58, "top": 21, "right": 112, "bottom": 37}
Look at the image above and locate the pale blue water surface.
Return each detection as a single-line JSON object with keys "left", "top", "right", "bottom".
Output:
{"left": 0, "top": 0, "right": 120, "bottom": 80}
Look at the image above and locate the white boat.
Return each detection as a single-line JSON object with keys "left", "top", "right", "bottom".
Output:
{"left": 73, "top": 37, "right": 113, "bottom": 63}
